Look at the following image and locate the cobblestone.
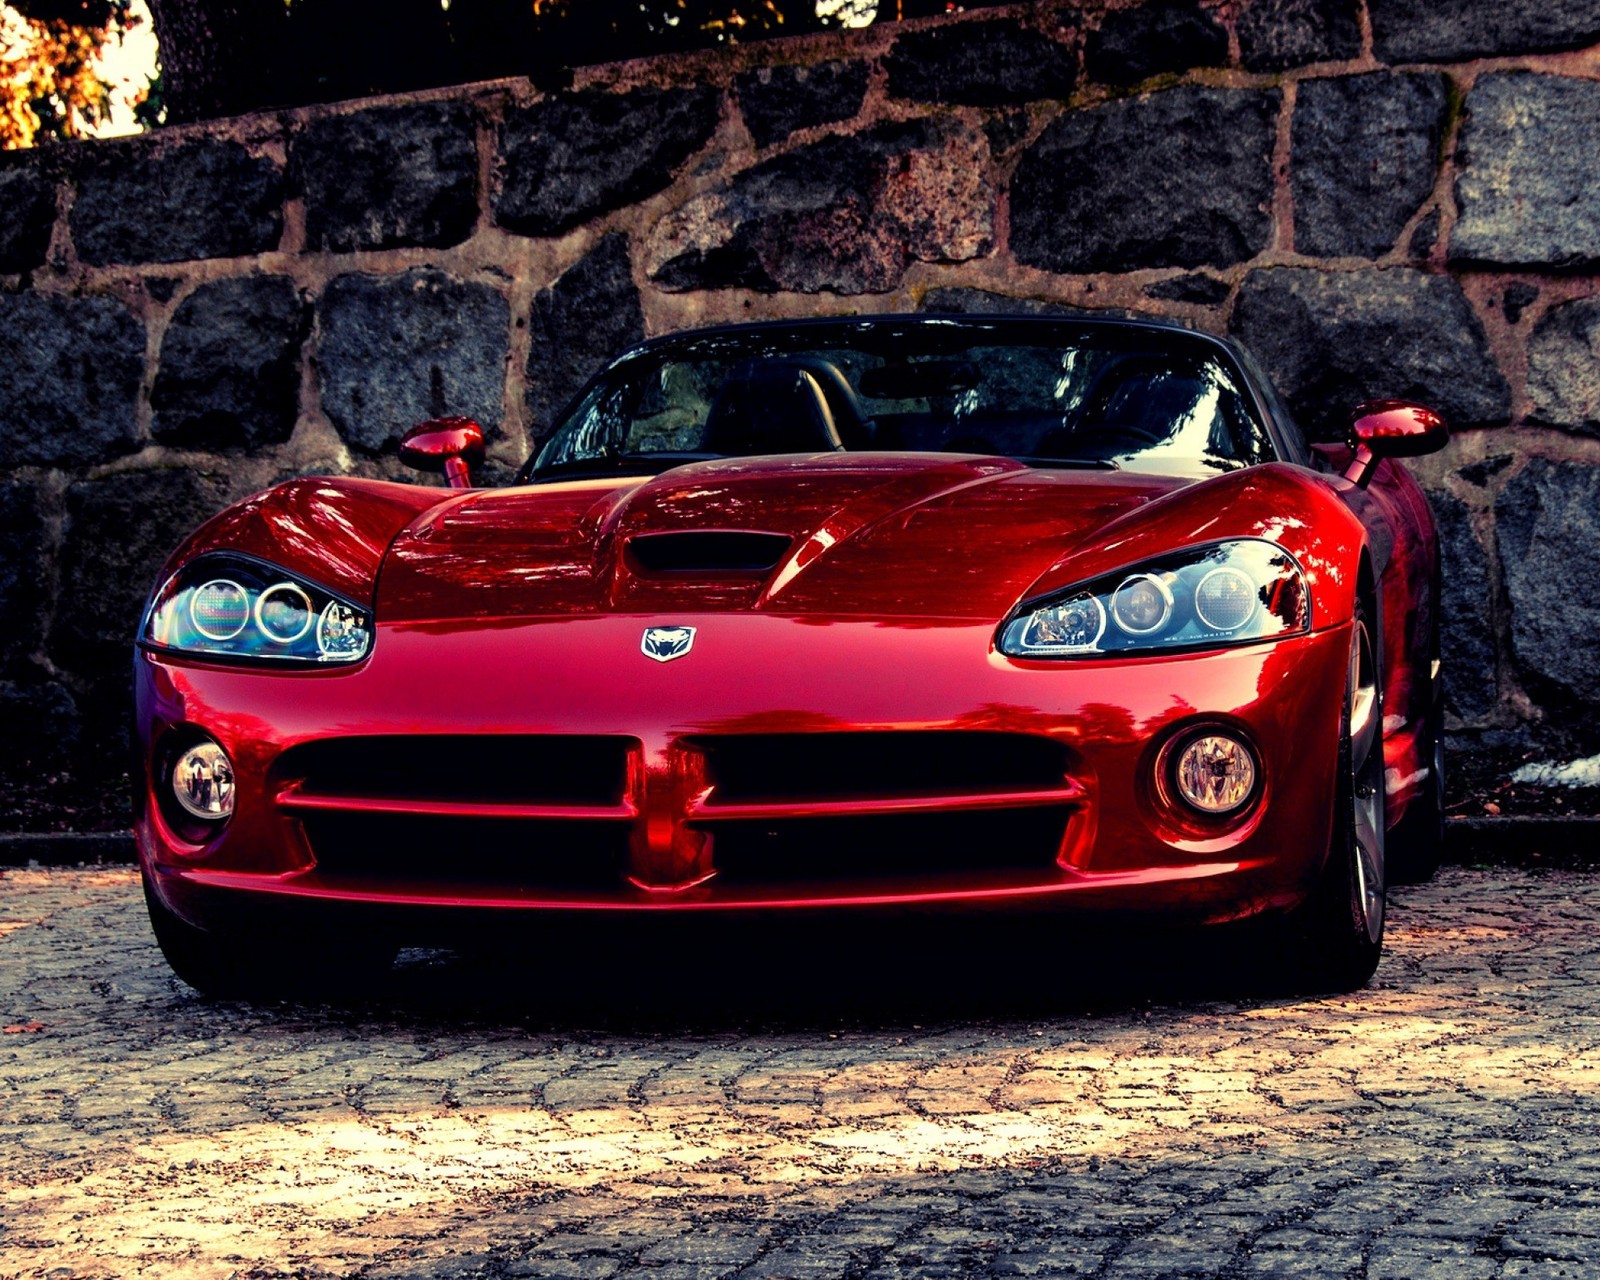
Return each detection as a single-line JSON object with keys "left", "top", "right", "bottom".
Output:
{"left": 2, "top": 867, "right": 1600, "bottom": 1278}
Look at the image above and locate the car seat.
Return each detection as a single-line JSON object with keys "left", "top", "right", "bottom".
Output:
{"left": 703, "top": 358, "right": 868, "bottom": 455}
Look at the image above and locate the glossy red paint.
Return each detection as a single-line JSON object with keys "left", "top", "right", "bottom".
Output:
{"left": 379, "top": 456, "right": 1194, "bottom": 623}
{"left": 1351, "top": 400, "right": 1450, "bottom": 455}
{"left": 139, "top": 612, "right": 1348, "bottom": 925}
{"left": 133, "top": 323, "right": 1446, "bottom": 980}
{"left": 1342, "top": 400, "right": 1450, "bottom": 489}
{"left": 400, "top": 416, "right": 486, "bottom": 490}
{"left": 160, "top": 477, "right": 442, "bottom": 607}
{"left": 1308, "top": 440, "right": 1440, "bottom": 824}
{"left": 138, "top": 448, "right": 1432, "bottom": 929}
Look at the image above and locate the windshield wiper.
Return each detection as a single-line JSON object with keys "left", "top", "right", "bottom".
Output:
{"left": 1013, "top": 456, "right": 1121, "bottom": 470}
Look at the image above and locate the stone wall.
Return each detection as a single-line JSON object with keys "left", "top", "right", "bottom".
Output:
{"left": 4, "top": 0, "right": 1600, "bottom": 818}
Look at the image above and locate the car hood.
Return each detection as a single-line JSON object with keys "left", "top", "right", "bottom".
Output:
{"left": 377, "top": 453, "right": 1196, "bottom": 623}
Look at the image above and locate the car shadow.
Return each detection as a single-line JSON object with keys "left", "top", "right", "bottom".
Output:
{"left": 283, "top": 911, "right": 1317, "bottom": 1034}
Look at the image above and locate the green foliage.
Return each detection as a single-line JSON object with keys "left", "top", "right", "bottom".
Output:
{"left": 1, "top": 0, "right": 137, "bottom": 148}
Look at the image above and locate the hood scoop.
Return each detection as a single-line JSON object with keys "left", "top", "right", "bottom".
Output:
{"left": 378, "top": 454, "right": 1195, "bottom": 623}
{"left": 628, "top": 530, "right": 793, "bottom": 575}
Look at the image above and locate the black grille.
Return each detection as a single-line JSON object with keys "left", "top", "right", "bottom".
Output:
{"left": 302, "top": 813, "right": 630, "bottom": 890}
{"left": 628, "top": 531, "right": 792, "bottom": 573}
{"left": 697, "top": 731, "right": 1070, "bottom": 803}
{"left": 710, "top": 810, "right": 1070, "bottom": 886}
{"left": 277, "top": 735, "right": 631, "bottom": 806}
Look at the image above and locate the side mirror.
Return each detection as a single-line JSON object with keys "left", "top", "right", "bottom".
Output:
{"left": 1343, "top": 400, "right": 1448, "bottom": 488}
{"left": 399, "top": 417, "right": 485, "bottom": 490}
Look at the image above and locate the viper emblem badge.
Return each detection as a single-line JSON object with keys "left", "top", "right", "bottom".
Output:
{"left": 641, "top": 625, "right": 696, "bottom": 663}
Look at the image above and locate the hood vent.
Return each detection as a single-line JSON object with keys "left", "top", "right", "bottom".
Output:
{"left": 628, "top": 531, "right": 793, "bottom": 574}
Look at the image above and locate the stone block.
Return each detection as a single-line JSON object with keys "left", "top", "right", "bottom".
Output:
{"left": 1408, "top": 209, "right": 1440, "bottom": 259}
{"left": 0, "top": 162, "right": 56, "bottom": 273}
{"left": 292, "top": 102, "right": 479, "bottom": 252}
{"left": 984, "top": 110, "right": 1033, "bottom": 157}
{"left": 1143, "top": 274, "right": 1231, "bottom": 305}
{"left": 884, "top": 19, "right": 1076, "bottom": 107}
{"left": 1237, "top": 0, "right": 1362, "bottom": 71}
{"left": 0, "top": 483, "right": 48, "bottom": 673}
{"left": 1011, "top": 87, "right": 1278, "bottom": 274}
{"left": 1292, "top": 73, "right": 1449, "bottom": 258}
{"left": 1229, "top": 267, "right": 1510, "bottom": 439}
{"left": 70, "top": 138, "right": 282, "bottom": 266}
{"left": 1428, "top": 488, "right": 1497, "bottom": 721}
{"left": 1496, "top": 459, "right": 1600, "bottom": 707}
{"left": 918, "top": 287, "right": 1116, "bottom": 318}
{"left": 151, "top": 276, "right": 307, "bottom": 450}
{"left": 316, "top": 268, "right": 509, "bottom": 452}
{"left": 0, "top": 681, "right": 79, "bottom": 774}
{"left": 736, "top": 60, "right": 868, "bottom": 149}
{"left": 527, "top": 235, "right": 644, "bottom": 434}
{"left": 646, "top": 118, "right": 992, "bottom": 294}
{"left": 1527, "top": 296, "right": 1600, "bottom": 436}
{"left": 1453, "top": 73, "right": 1600, "bottom": 268}
{"left": 1454, "top": 453, "right": 1513, "bottom": 487}
{"left": 1085, "top": 2, "right": 1228, "bottom": 87}
{"left": 1371, "top": 0, "right": 1600, "bottom": 62}
{"left": 494, "top": 87, "right": 720, "bottom": 237}
{"left": 52, "top": 469, "right": 226, "bottom": 673}
{"left": 0, "top": 292, "right": 143, "bottom": 467}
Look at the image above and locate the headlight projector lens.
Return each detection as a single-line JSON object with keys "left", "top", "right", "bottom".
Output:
{"left": 1111, "top": 573, "right": 1173, "bottom": 636}
{"left": 1172, "top": 733, "right": 1257, "bottom": 814}
{"left": 172, "top": 740, "right": 235, "bottom": 820}
{"left": 188, "top": 579, "right": 250, "bottom": 641}
{"left": 1195, "top": 566, "right": 1259, "bottom": 632}
{"left": 997, "top": 539, "right": 1310, "bottom": 660}
{"left": 255, "top": 582, "right": 314, "bottom": 645}
{"left": 144, "top": 555, "right": 374, "bottom": 665}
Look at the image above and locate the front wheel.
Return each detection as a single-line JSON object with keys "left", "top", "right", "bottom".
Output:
{"left": 1291, "top": 606, "right": 1386, "bottom": 991}
{"left": 1389, "top": 658, "right": 1445, "bottom": 884}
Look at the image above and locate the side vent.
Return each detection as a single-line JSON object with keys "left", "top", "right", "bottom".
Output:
{"left": 628, "top": 531, "right": 792, "bottom": 574}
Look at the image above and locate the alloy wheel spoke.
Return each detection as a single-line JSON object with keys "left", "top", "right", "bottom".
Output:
{"left": 1357, "top": 835, "right": 1384, "bottom": 938}
{"left": 1347, "top": 617, "right": 1385, "bottom": 942}
{"left": 1349, "top": 628, "right": 1379, "bottom": 772}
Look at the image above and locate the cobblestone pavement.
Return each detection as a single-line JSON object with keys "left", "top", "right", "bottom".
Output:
{"left": 2, "top": 866, "right": 1599, "bottom": 1280}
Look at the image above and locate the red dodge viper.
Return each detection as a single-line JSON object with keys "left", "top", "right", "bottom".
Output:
{"left": 135, "top": 315, "right": 1448, "bottom": 996}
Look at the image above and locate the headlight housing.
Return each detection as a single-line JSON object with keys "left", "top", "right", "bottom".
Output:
{"left": 142, "top": 554, "right": 372, "bottom": 666}
{"left": 999, "top": 539, "right": 1310, "bottom": 658}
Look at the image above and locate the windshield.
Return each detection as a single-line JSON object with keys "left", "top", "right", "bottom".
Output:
{"left": 530, "top": 319, "right": 1274, "bottom": 481}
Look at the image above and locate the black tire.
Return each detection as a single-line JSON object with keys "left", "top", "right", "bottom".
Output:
{"left": 143, "top": 872, "right": 394, "bottom": 1001}
{"left": 1291, "top": 601, "right": 1387, "bottom": 992}
{"left": 1388, "top": 644, "right": 1444, "bottom": 885}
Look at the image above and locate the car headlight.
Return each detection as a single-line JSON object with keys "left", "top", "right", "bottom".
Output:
{"left": 999, "top": 539, "right": 1310, "bottom": 658}
{"left": 142, "top": 554, "right": 372, "bottom": 665}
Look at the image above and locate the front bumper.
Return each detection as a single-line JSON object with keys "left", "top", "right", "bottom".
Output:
{"left": 136, "top": 613, "right": 1350, "bottom": 932}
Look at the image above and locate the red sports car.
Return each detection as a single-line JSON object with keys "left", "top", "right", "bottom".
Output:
{"left": 135, "top": 315, "right": 1447, "bottom": 997}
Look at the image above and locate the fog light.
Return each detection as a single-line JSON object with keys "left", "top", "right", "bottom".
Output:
{"left": 172, "top": 740, "right": 235, "bottom": 820}
{"left": 1172, "top": 733, "right": 1257, "bottom": 814}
